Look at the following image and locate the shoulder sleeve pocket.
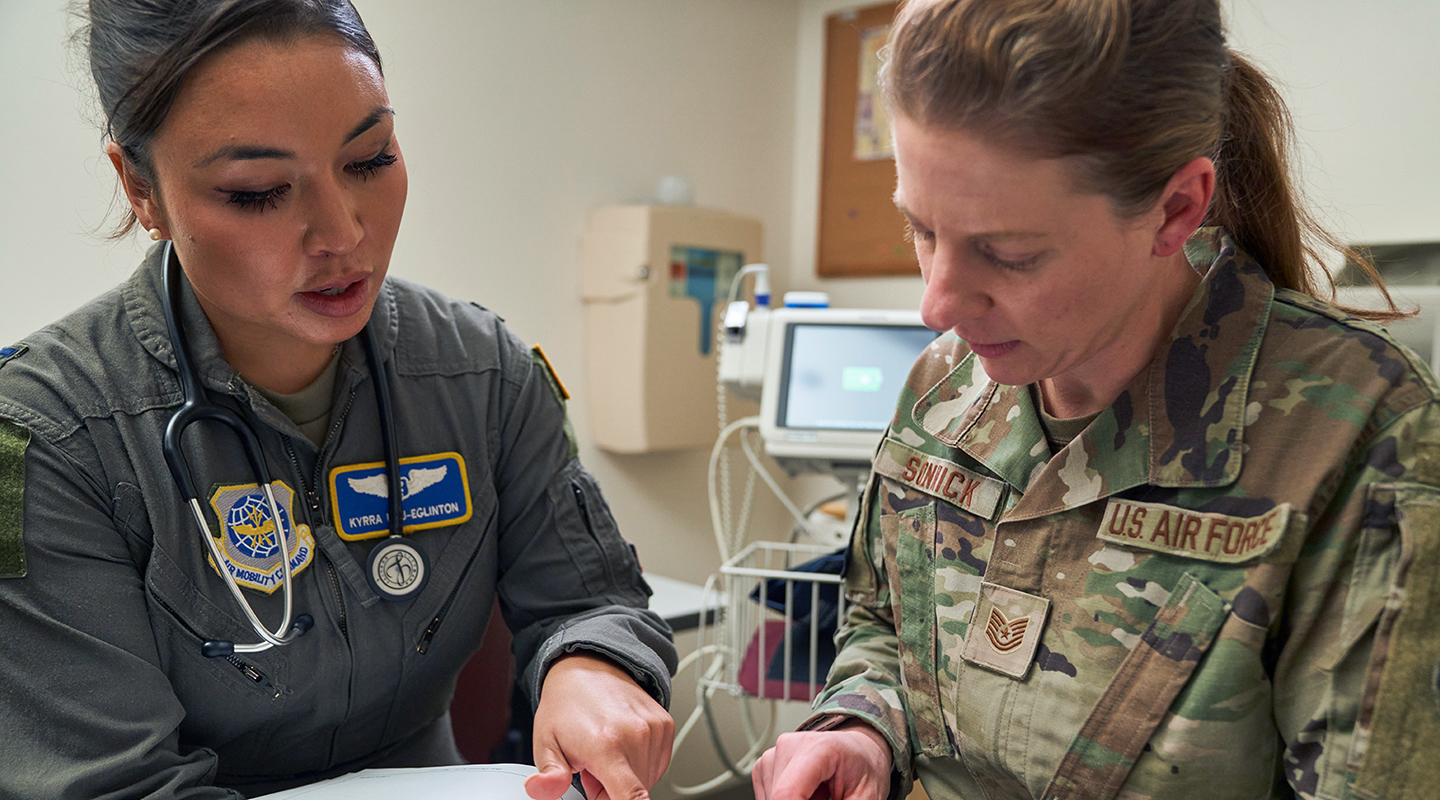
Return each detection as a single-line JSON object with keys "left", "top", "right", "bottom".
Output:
{"left": 1353, "top": 484, "right": 1440, "bottom": 800}
{"left": 0, "top": 419, "right": 30, "bottom": 578}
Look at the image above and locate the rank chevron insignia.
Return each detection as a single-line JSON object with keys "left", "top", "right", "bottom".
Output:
{"left": 986, "top": 607, "right": 1030, "bottom": 654}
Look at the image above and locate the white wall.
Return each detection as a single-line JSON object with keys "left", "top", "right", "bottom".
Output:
{"left": 789, "top": 0, "right": 1440, "bottom": 305}
{"left": 1224, "top": 0, "right": 1440, "bottom": 247}
{"left": 0, "top": 0, "right": 805, "bottom": 589}
{"left": 358, "top": 1, "right": 805, "bottom": 587}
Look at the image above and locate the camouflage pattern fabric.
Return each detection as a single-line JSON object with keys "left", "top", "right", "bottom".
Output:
{"left": 801, "top": 229, "right": 1440, "bottom": 799}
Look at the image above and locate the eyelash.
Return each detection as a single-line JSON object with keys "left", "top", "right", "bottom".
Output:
{"left": 980, "top": 246, "right": 1040, "bottom": 271}
{"left": 904, "top": 221, "right": 933, "bottom": 246}
{"left": 224, "top": 149, "right": 398, "bottom": 212}
{"left": 349, "top": 149, "right": 398, "bottom": 181}
{"left": 905, "top": 221, "right": 1040, "bottom": 270}
{"left": 228, "top": 184, "right": 290, "bottom": 212}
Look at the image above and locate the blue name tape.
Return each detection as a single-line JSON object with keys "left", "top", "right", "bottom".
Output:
{"left": 329, "top": 452, "right": 473, "bottom": 540}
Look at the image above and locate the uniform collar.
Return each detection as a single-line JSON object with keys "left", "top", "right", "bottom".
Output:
{"left": 911, "top": 228, "right": 1273, "bottom": 521}
{"left": 125, "top": 242, "right": 245, "bottom": 397}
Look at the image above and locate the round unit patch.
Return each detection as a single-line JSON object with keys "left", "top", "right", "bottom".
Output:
{"left": 367, "top": 538, "right": 427, "bottom": 600}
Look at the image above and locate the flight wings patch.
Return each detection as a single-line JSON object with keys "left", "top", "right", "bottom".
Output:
{"left": 329, "top": 452, "right": 473, "bottom": 540}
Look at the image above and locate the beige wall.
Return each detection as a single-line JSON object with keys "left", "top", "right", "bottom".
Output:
{"left": 790, "top": 0, "right": 1440, "bottom": 311}
{"left": 0, "top": 1, "right": 810, "bottom": 589}
{"left": 356, "top": 1, "right": 807, "bottom": 585}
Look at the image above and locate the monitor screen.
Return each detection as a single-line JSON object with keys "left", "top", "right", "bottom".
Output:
{"left": 777, "top": 323, "right": 939, "bottom": 431}
{"left": 757, "top": 308, "right": 939, "bottom": 473}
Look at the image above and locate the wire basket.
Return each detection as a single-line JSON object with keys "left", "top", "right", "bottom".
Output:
{"left": 698, "top": 541, "right": 848, "bottom": 703}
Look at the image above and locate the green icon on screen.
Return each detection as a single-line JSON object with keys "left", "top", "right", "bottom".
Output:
{"left": 842, "top": 367, "right": 883, "bottom": 392}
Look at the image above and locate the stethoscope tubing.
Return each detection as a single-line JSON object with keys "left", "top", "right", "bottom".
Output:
{"left": 360, "top": 325, "right": 404, "bottom": 538}
{"left": 160, "top": 241, "right": 303, "bottom": 654}
{"left": 160, "top": 240, "right": 416, "bottom": 654}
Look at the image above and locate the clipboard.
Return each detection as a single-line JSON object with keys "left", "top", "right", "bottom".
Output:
{"left": 252, "top": 764, "right": 584, "bottom": 800}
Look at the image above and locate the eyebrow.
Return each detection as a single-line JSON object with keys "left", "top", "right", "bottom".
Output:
{"left": 193, "top": 106, "right": 395, "bottom": 168}
{"left": 892, "top": 198, "right": 1045, "bottom": 241}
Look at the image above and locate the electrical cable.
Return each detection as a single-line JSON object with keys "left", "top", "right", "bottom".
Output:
{"left": 737, "top": 426, "right": 817, "bottom": 538}
{"left": 707, "top": 416, "right": 760, "bottom": 563}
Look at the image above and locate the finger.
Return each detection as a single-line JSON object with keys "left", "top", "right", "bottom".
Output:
{"left": 767, "top": 750, "right": 831, "bottom": 800}
{"left": 525, "top": 743, "right": 575, "bottom": 800}
{"left": 585, "top": 758, "right": 649, "bottom": 800}
{"left": 646, "top": 716, "right": 674, "bottom": 788}
{"left": 752, "top": 749, "right": 773, "bottom": 800}
{"left": 525, "top": 769, "right": 576, "bottom": 800}
{"left": 580, "top": 770, "right": 605, "bottom": 800}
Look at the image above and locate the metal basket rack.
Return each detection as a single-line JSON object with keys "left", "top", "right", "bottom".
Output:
{"left": 697, "top": 540, "right": 848, "bottom": 703}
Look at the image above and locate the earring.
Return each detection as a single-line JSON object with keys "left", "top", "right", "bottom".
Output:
{"left": 148, "top": 228, "right": 164, "bottom": 241}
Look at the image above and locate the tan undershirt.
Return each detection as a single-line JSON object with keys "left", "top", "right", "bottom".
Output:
{"left": 1032, "top": 385, "right": 1100, "bottom": 451}
{"left": 252, "top": 352, "right": 342, "bottom": 447}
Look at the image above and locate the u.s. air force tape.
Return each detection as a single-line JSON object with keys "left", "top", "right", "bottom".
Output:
{"left": 1096, "top": 498, "right": 1289, "bottom": 564}
{"left": 874, "top": 438, "right": 1004, "bottom": 519}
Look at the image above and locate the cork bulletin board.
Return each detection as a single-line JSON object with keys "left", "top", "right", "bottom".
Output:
{"left": 816, "top": 2, "right": 913, "bottom": 278}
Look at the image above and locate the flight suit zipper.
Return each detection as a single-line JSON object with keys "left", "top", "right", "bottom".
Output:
{"left": 224, "top": 654, "right": 273, "bottom": 690}
{"left": 153, "top": 594, "right": 276, "bottom": 695}
{"left": 324, "top": 552, "right": 349, "bottom": 645}
{"left": 280, "top": 399, "right": 356, "bottom": 649}
{"left": 283, "top": 385, "right": 356, "bottom": 520}
{"left": 415, "top": 506, "right": 497, "bottom": 654}
{"left": 572, "top": 483, "right": 618, "bottom": 585}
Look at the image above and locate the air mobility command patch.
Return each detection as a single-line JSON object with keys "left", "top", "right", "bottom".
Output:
{"left": 207, "top": 480, "right": 314, "bottom": 593}
{"left": 0, "top": 419, "right": 29, "bottom": 578}
{"left": 874, "top": 438, "right": 1004, "bottom": 519}
{"left": 328, "top": 452, "right": 472, "bottom": 540}
{"left": 1096, "top": 498, "right": 1289, "bottom": 564}
{"left": 960, "top": 582, "right": 1050, "bottom": 678}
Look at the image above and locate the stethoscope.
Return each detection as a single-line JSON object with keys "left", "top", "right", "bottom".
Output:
{"left": 159, "top": 241, "right": 427, "bottom": 659}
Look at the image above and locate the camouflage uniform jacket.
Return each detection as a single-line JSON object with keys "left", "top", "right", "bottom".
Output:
{"left": 803, "top": 229, "right": 1440, "bottom": 800}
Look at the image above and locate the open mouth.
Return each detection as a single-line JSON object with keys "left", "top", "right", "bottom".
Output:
{"left": 299, "top": 276, "right": 370, "bottom": 317}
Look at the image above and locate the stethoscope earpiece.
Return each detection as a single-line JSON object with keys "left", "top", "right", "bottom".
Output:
{"left": 202, "top": 615, "right": 314, "bottom": 659}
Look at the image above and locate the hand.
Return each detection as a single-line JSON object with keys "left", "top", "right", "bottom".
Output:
{"left": 752, "top": 722, "right": 892, "bottom": 800}
{"left": 523, "top": 652, "right": 674, "bottom": 800}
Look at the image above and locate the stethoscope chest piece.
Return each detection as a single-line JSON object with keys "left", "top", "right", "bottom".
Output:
{"left": 367, "top": 536, "right": 428, "bottom": 600}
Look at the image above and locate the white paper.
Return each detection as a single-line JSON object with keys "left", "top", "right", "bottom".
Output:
{"left": 252, "top": 764, "right": 584, "bottom": 800}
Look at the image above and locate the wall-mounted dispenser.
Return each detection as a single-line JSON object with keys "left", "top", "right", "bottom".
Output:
{"left": 581, "top": 204, "right": 763, "bottom": 453}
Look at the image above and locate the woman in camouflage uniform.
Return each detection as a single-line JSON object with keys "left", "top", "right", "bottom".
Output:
{"left": 754, "top": 1, "right": 1438, "bottom": 799}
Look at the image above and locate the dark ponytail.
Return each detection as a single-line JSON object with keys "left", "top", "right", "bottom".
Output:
{"left": 76, "top": 0, "right": 382, "bottom": 238}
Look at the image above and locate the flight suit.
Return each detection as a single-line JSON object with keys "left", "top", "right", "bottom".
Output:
{"left": 0, "top": 245, "right": 675, "bottom": 798}
{"left": 804, "top": 229, "right": 1440, "bottom": 799}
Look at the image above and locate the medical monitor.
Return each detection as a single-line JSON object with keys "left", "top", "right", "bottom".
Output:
{"left": 758, "top": 308, "right": 939, "bottom": 474}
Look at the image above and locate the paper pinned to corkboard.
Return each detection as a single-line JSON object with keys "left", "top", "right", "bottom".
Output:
{"left": 854, "top": 24, "right": 894, "bottom": 161}
{"left": 817, "top": 3, "right": 914, "bottom": 278}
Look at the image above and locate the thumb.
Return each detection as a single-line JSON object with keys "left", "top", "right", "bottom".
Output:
{"left": 524, "top": 746, "right": 575, "bottom": 800}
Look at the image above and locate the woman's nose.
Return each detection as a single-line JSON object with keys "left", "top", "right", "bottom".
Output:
{"left": 920, "top": 243, "right": 991, "bottom": 332}
{"left": 304, "top": 178, "right": 363, "bottom": 258}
